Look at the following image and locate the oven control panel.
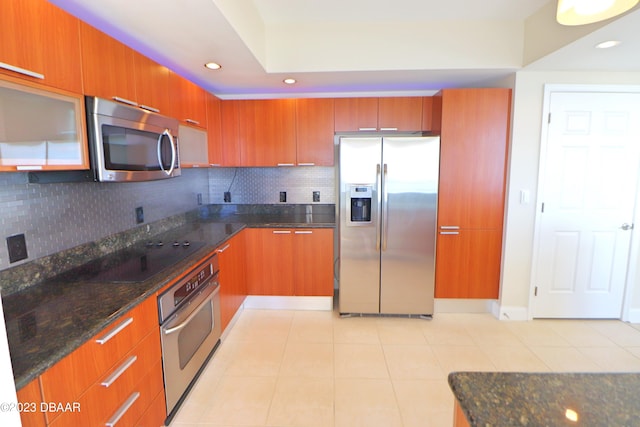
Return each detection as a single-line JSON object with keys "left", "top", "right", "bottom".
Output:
{"left": 158, "top": 254, "right": 220, "bottom": 323}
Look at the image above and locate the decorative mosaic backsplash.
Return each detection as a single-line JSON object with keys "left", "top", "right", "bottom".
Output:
{"left": 0, "top": 166, "right": 336, "bottom": 272}
{"left": 0, "top": 169, "right": 209, "bottom": 271}
{"left": 207, "top": 167, "right": 336, "bottom": 205}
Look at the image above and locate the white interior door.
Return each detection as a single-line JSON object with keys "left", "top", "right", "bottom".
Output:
{"left": 533, "top": 90, "right": 640, "bottom": 318}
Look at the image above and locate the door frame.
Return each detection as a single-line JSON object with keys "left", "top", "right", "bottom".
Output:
{"left": 530, "top": 83, "right": 640, "bottom": 321}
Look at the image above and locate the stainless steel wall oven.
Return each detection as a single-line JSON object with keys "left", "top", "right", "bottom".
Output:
{"left": 158, "top": 253, "right": 221, "bottom": 423}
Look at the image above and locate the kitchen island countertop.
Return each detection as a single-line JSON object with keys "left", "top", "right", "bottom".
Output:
{"left": 2, "top": 204, "right": 334, "bottom": 390}
{"left": 448, "top": 371, "right": 640, "bottom": 426}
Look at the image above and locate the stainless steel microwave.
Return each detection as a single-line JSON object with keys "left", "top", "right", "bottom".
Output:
{"left": 85, "top": 96, "right": 180, "bottom": 182}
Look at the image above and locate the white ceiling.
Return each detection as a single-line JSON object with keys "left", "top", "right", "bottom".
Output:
{"left": 50, "top": 0, "right": 640, "bottom": 99}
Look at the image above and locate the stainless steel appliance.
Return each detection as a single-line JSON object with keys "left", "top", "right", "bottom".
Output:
{"left": 85, "top": 96, "right": 180, "bottom": 182}
{"left": 158, "top": 253, "right": 221, "bottom": 422}
{"left": 338, "top": 136, "right": 440, "bottom": 316}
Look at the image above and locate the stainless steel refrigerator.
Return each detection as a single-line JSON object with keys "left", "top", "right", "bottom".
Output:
{"left": 338, "top": 136, "right": 440, "bottom": 316}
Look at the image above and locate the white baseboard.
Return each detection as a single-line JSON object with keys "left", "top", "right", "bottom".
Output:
{"left": 243, "top": 295, "right": 334, "bottom": 311}
{"left": 625, "top": 308, "right": 640, "bottom": 323}
{"left": 493, "top": 303, "right": 529, "bottom": 321}
{"left": 221, "top": 303, "right": 245, "bottom": 341}
{"left": 434, "top": 298, "right": 494, "bottom": 314}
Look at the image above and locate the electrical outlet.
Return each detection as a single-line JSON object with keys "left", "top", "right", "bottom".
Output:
{"left": 135, "top": 206, "right": 144, "bottom": 224}
{"left": 7, "top": 233, "right": 28, "bottom": 263}
{"left": 313, "top": 191, "right": 320, "bottom": 202}
{"left": 279, "top": 191, "right": 287, "bottom": 203}
{"left": 224, "top": 191, "right": 231, "bottom": 203}
{"left": 197, "top": 193, "right": 203, "bottom": 205}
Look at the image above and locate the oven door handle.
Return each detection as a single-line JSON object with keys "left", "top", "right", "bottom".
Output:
{"left": 163, "top": 283, "right": 219, "bottom": 335}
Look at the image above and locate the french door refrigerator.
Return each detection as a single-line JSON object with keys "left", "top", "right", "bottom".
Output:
{"left": 338, "top": 136, "right": 440, "bottom": 316}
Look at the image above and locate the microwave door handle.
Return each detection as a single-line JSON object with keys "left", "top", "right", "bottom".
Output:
{"left": 157, "top": 129, "right": 176, "bottom": 176}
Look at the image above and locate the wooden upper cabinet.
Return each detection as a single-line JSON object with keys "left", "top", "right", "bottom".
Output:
{"left": 133, "top": 51, "right": 170, "bottom": 115}
{"left": 296, "top": 98, "right": 335, "bottom": 166}
{"left": 334, "top": 97, "right": 378, "bottom": 132}
{"left": 437, "top": 88, "right": 511, "bottom": 230}
{"left": 80, "top": 21, "right": 137, "bottom": 103}
{"left": 206, "top": 92, "right": 224, "bottom": 166}
{"left": 220, "top": 100, "right": 243, "bottom": 166}
{"left": 422, "top": 96, "right": 434, "bottom": 132}
{"left": 0, "top": 0, "right": 82, "bottom": 94}
{"left": 239, "top": 99, "right": 296, "bottom": 166}
{"left": 0, "top": 0, "right": 44, "bottom": 82}
{"left": 335, "top": 97, "right": 423, "bottom": 132}
{"left": 378, "top": 97, "right": 423, "bottom": 131}
{"left": 169, "top": 71, "right": 207, "bottom": 128}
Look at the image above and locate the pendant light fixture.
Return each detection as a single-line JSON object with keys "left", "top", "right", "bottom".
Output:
{"left": 557, "top": 0, "right": 639, "bottom": 25}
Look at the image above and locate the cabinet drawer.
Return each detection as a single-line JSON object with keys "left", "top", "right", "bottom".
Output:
{"left": 40, "top": 298, "right": 157, "bottom": 407}
{"left": 50, "top": 359, "right": 164, "bottom": 427}
{"left": 134, "top": 389, "right": 166, "bottom": 427}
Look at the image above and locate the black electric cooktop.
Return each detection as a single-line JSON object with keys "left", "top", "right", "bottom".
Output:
{"left": 55, "top": 240, "right": 206, "bottom": 284}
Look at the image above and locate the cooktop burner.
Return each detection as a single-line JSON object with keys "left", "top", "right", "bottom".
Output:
{"left": 81, "top": 240, "right": 206, "bottom": 283}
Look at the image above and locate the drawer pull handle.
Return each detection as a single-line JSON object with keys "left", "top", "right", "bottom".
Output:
{"left": 440, "top": 226, "right": 460, "bottom": 230}
{"left": 96, "top": 317, "right": 133, "bottom": 345}
{"left": 112, "top": 96, "right": 138, "bottom": 107}
{"left": 439, "top": 231, "right": 460, "bottom": 235}
{"left": 185, "top": 118, "right": 200, "bottom": 125}
{"left": 139, "top": 104, "right": 159, "bottom": 113}
{"left": 294, "top": 230, "right": 313, "bottom": 234}
{"left": 105, "top": 392, "right": 140, "bottom": 427}
{"left": 0, "top": 61, "right": 44, "bottom": 79}
{"left": 216, "top": 244, "right": 231, "bottom": 253}
{"left": 101, "top": 356, "right": 137, "bottom": 388}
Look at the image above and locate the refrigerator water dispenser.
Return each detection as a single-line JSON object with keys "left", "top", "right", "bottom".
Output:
{"left": 349, "top": 185, "right": 372, "bottom": 223}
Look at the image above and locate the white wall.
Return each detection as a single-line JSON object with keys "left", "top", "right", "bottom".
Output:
{"left": 498, "top": 70, "right": 640, "bottom": 320}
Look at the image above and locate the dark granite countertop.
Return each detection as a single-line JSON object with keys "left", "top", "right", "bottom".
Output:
{"left": 448, "top": 371, "right": 640, "bottom": 426}
{"left": 1, "top": 204, "right": 334, "bottom": 390}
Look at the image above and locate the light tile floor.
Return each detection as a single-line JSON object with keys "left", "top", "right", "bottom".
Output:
{"left": 171, "top": 307, "right": 640, "bottom": 427}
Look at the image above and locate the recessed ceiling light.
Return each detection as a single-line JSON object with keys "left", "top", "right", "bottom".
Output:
{"left": 596, "top": 40, "right": 622, "bottom": 49}
{"left": 283, "top": 78, "right": 296, "bottom": 85}
{"left": 204, "top": 62, "right": 222, "bottom": 70}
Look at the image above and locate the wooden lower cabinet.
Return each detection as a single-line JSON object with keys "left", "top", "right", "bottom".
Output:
{"left": 435, "top": 229, "right": 502, "bottom": 299}
{"left": 245, "top": 228, "right": 334, "bottom": 297}
{"left": 37, "top": 295, "right": 165, "bottom": 426}
{"left": 16, "top": 378, "right": 46, "bottom": 427}
{"left": 217, "top": 231, "right": 248, "bottom": 332}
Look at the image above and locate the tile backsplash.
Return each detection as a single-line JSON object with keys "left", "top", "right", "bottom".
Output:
{"left": 207, "top": 167, "right": 335, "bottom": 205}
{"left": 0, "top": 169, "right": 209, "bottom": 271}
{"left": 0, "top": 166, "right": 336, "bottom": 272}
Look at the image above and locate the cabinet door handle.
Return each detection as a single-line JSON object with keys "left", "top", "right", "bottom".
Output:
{"left": 139, "top": 104, "right": 160, "bottom": 113}
{"left": 95, "top": 317, "right": 133, "bottom": 345}
{"left": 105, "top": 392, "right": 140, "bottom": 427}
{"left": 217, "top": 244, "right": 231, "bottom": 253}
{"left": 358, "top": 127, "right": 377, "bottom": 131}
{"left": 440, "top": 225, "right": 460, "bottom": 230}
{"left": 0, "top": 61, "right": 44, "bottom": 79}
{"left": 294, "top": 230, "right": 313, "bottom": 234}
{"left": 297, "top": 162, "right": 315, "bottom": 166}
{"left": 272, "top": 230, "right": 291, "bottom": 234}
{"left": 277, "top": 163, "right": 295, "bottom": 167}
{"left": 379, "top": 127, "right": 398, "bottom": 131}
{"left": 101, "top": 356, "right": 137, "bottom": 388}
{"left": 16, "top": 165, "right": 43, "bottom": 171}
{"left": 185, "top": 118, "right": 200, "bottom": 125}
{"left": 210, "top": 163, "right": 222, "bottom": 167}
{"left": 439, "top": 231, "right": 459, "bottom": 235}
{"left": 112, "top": 96, "right": 138, "bottom": 107}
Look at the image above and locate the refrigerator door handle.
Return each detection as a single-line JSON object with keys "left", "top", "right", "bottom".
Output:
{"left": 376, "top": 163, "right": 382, "bottom": 250}
{"left": 382, "top": 163, "right": 389, "bottom": 251}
